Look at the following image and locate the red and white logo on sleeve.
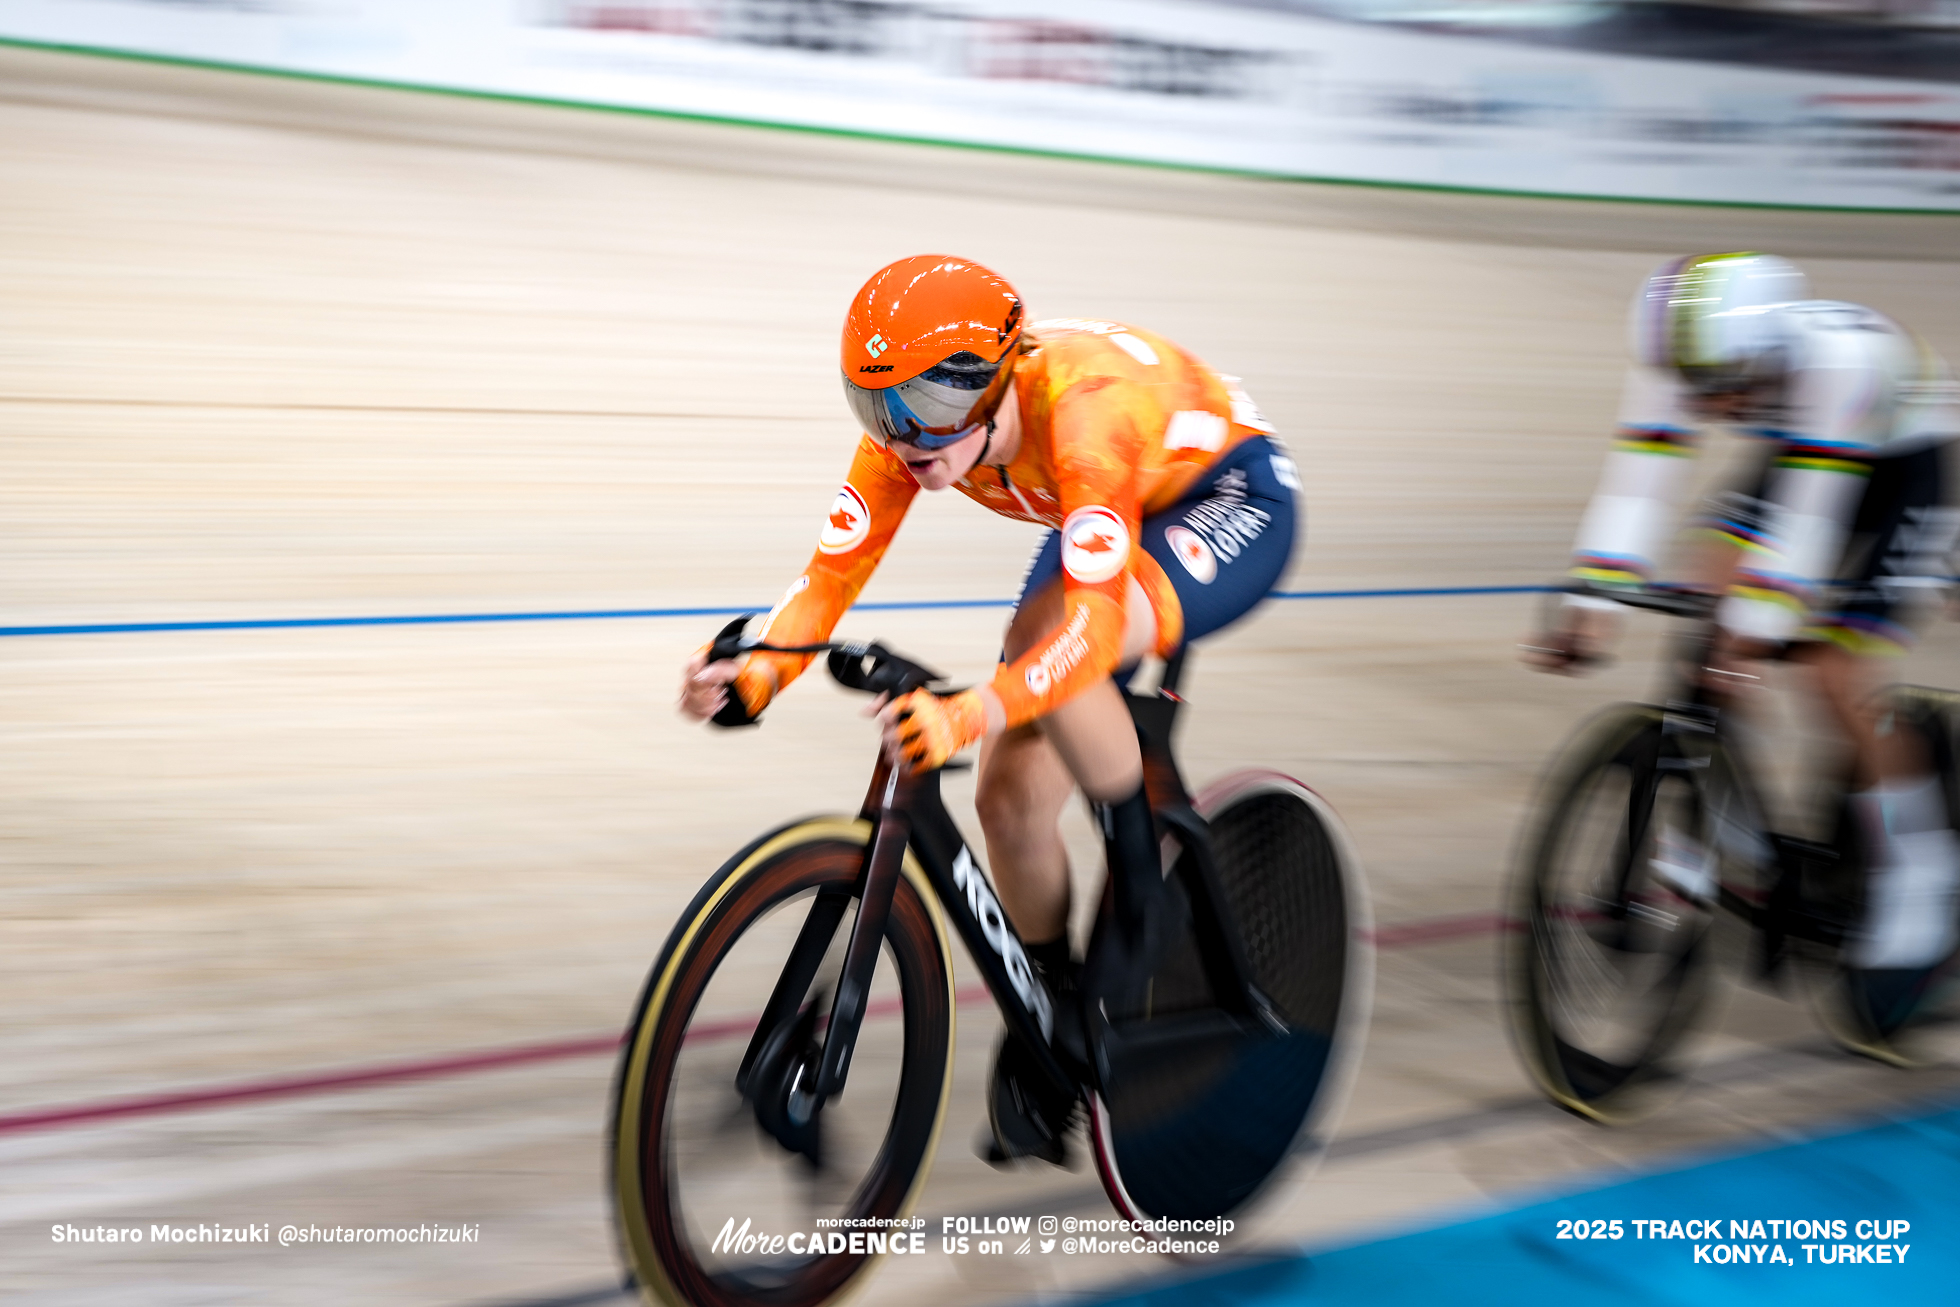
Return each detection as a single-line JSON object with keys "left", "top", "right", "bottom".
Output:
{"left": 1060, "top": 506, "right": 1130, "bottom": 584}
{"left": 818, "top": 483, "right": 871, "bottom": 555}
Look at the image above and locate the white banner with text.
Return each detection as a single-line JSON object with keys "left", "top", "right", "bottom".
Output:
{"left": 3, "top": 0, "right": 1956, "bottom": 209}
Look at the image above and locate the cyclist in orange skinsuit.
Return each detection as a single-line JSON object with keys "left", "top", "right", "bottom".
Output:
{"left": 681, "top": 256, "right": 1298, "bottom": 1163}
{"left": 737, "top": 317, "right": 1266, "bottom": 730}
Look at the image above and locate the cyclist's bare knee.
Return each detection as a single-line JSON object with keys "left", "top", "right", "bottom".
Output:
{"left": 976, "top": 727, "right": 1069, "bottom": 835}
{"left": 976, "top": 727, "right": 1075, "bottom": 941}
{"left": 1041, "top": 678, "right": 1143, "bottom": 803}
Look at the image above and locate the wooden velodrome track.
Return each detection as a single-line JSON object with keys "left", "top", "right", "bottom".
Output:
{"left": 7, "top": 43, "right": 1960, "bottom": 1306}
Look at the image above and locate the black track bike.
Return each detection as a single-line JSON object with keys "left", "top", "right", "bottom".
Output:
{"left": 610, "top": 623, "right": 1370, "bottom": 1307}
{"left": 1507, "top": 581, "right": 1960, "bottom": 1124}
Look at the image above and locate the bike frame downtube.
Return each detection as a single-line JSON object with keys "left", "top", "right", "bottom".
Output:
{"left": 814, "top": 758, "right": 913, "bottom": 1098}
{"left": 809, "top": 749, "right": 1073, "bottom": 1102}
{"left": 1610, "top": 622, "right": 1718, "bottom": 923}
{"left": 905, "top": 778, "right": 1075, "bottom": 1098}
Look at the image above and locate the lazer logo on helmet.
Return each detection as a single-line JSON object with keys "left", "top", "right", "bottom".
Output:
{"left": 859, "top": 364, "right": 893, "bottom": 373}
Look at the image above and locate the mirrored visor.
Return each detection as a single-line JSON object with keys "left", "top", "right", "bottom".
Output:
{"left": 844, "top": 351, "right": 1002, "bottom": 450}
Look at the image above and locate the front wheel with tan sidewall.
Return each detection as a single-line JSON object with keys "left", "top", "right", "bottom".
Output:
{"left": 611, "top": 818, "right": 956, "bottom": 1307}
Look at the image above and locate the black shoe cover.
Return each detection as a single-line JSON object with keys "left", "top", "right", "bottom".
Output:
{"left": 981, "top": 1031, "right": 1076, "bottom": 1168}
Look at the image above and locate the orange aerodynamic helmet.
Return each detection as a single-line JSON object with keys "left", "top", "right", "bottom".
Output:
{"left": 841, "top": 255, "right": 1024, "bottom": 450}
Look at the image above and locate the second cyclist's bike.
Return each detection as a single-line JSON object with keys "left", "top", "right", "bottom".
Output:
{"left": 611, "top": 624, "right": 1370, "bottom": 1307}
{"left": 1508, "top": 581, "right": 1960, "bottom": 1124}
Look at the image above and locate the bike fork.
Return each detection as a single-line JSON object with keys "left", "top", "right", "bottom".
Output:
{"left": 736, "top": 756, "right": 911, "bottom": 1137}
{"left": 736, "top": 887, "right": 850, "bottom": 1096}
{"left": 814, "top": 758, "right": 913, "bottom": 1098}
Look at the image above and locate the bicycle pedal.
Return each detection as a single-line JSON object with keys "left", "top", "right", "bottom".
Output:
{"left": 984, "top": 1034, "right": 1078, "bottom": 1170}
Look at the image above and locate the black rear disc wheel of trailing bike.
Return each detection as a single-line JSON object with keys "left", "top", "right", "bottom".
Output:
{"left": 1507, "top": 705, "right": 1723, "bottom": 1123}
{"left": 1812, "top": 686, "right": 1960, "bottom": 1065}
{"left": 1088, "top": 774, "right": 1369, "bottom": 1225}
{"left": 611, "top": 817, "right": 955, "bottom": 1307}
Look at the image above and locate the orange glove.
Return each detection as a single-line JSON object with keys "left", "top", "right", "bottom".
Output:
{"left": 888, "top": 688, "right": 987, "bottom": 772}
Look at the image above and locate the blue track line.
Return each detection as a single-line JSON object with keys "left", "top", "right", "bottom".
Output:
{"left": 0, "top": 585, "right": 1545, "bottom": 640}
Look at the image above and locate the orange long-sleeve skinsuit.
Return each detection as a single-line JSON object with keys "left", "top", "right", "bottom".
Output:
{"left": 732, "top": 320, "right": 1272, "bottom": 724}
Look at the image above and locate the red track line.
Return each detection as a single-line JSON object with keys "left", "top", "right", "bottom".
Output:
{"left": 0, "top": 985, "right": 992, "bottom": 1139}
{"left": 0, "top": 1034, "right": 624, "bottom": 1138}
{"left": 0, "top": 915, "right": 1515, "bottom": 1139}
{"left": 1364, "top": 910, "right": 1521, "bottom": 949}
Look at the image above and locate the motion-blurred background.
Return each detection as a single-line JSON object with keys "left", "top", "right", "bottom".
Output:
{"left": 2, "top": 3, "right": 1958, "bottom": 1305}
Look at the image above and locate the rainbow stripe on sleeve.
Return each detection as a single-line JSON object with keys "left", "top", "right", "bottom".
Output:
{"left": 1571, "top": 552, "right": 1650, "bottom": 589}
{"left": 1702, "top": 514, "right": 1773, "bottom": 555}
{"left": 1612, "top": 425, "right": 1698, "bottom": 457}
{"left": 1806, "top": 612, "right": 1912, "bottom": 655}
{"left": 1730, "top": 572, "right": 1809, "bottom": 614}
{"left": 1774, "top": 440, "right": 1874, "bottom": 479}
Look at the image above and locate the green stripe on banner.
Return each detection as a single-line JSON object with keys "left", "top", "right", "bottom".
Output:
{"left": 1085, "top": 1098, "right": 1960, "bottom": 1307}
{"left": 4, "top": 38, "right": 1958, "bottom": 217}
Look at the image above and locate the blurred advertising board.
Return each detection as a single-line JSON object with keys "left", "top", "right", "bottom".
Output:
{"left": 2, "top": 0, "right": 1956, "bottom": 209}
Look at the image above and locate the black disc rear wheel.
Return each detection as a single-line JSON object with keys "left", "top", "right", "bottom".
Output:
{"left": 1811, "top": 686, "right": 1960, "bottom": 1066}
{"left": 1089, "top": 774, "right": 1368, "bottom": 1222}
